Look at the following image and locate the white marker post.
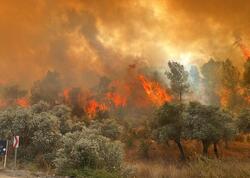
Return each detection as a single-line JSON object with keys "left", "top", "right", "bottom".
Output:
{"left": 13, "top": 136, "right": 19, "bottom": 169}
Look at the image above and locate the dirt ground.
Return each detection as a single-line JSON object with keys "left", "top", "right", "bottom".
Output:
{"left": 0, "top": 169, "right": 58, "bottom": 178}
{"left": 0, "top": 169, "right": 34, "bottom": 178}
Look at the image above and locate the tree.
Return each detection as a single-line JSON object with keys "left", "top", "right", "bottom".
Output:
{"left": 165, "top": 61, "right": 189, "bottom": 102}
{"left": 30, "top": 71, "right": 62, "bottom": 105}
{"left": 30, "top": 111, "right": 61, "bottom": 163}
{"left": 54, "top": 127, "right": 124, "bottom": 174}
{"left": 90, "top": 119, "right": 123, "bottom": 140}
{"left": 154, "top": 103, "right": 186, "bottom": 160}
{"left": 1, "top": 85, "right": 27, "bottom": 105}
{"left": 221, "top": 59, "right": 242, "bottom": 110}
{"left": 51, "top": 104, "right": 72, "bottom": 135}
{"left": 242, "top": 60, "right": 250, "bottom": 107}
{"left": 31, "top": 101, "right": 50, "bottom": 114}
{"left": 201, "top": 59, "right": 222, "bottom": 106}
{"left": 242, "top": 60, "right": 250, "bottom": 89}
{"left": 238, "top": 109, "right": 250, "bottom": 133}
{"left": 68, "top": 87, "right": 85, "bottom": 117}
{"left": 184, "top": 102, "right": 236, "bottom": 157}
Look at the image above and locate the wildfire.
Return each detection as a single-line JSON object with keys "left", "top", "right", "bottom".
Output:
{"left": 106, "top": 92, "right": 127, "bottom": 107}
{"left": 218, "top": 88, "right": 230, "bottom": 108}
{"left": 0, "top": 99, "right": 7, "bottom": 108}
{"left": 138, "top": 75, "right": 172, "bottom": 106}
{"left": 63, "top": 88, "right": 71, "bottom": 104}
{"left": 61, "top": 74, "right": 172, "bottom": 118}
{"left": 238, "top": 87, "right": 250, "bottom": 104}
{"left": 237, "top": 42, "right": 250, "bottom": 60}
{"left": 84, "top": 99, "right": 108, "bottom": 118}
{"left": 16, "top": 97, "right": 30, "bottom": 108}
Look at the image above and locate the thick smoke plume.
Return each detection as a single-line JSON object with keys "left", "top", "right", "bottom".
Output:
{"left": 0, "top": 0, "right": 250, "bottom": 88}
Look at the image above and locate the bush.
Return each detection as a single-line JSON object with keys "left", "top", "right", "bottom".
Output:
{"left": 55, "top": 126, "right": 124, "bottom": 174}
{"left": 90, "top": 119, "right": 123, "bottom": 140}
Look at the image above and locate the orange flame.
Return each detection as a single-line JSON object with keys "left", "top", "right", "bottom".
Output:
{"left": 16, "top": 97, "right": 30, "bottom": 108}
{"left": 238, "top": 87, "right": 250, "bottom": 104}
{"left": 0, "top": 99, "right": 7, "bottom": 108}
{"left": 239, "top": 43, "right": 250, "bottom": 60}
{"left": 218, "top": 88, "right": 230, "bottom": 108}
{"left": 84, "top": 99, "right": 108, "bottom": 118}
{"left": 138, "top": 75, "right": 172, "bottom": 106}
{"left": 63, "top": 88, "right": 71, "bottom": 104}
{"left": 106, "top": 92, "right": 127, "bottom": 107}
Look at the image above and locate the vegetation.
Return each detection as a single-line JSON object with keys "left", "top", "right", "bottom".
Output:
{"left": 1, "top": 59, "right": 250, "bottom": 178}
{"left": 166, "top": 61, "right": 189, "bottom": 101}
{"left": 154, "top": 103, "right": 186, "bottom": 160}
{"left": 184, "top": 102, "right": 236, "bottom": 157}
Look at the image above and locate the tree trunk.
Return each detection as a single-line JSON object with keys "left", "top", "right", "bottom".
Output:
{"left": 202, "top": 140, "right": 209, "bottom": 156}
{"left": 179, "top": 92, "right": 182, "bottom": 102}
{"left": 175, "top": 140, "right": 186, "bottom": 161}
{"left": 213, "top": 142, "right": 219, "bottom": 158}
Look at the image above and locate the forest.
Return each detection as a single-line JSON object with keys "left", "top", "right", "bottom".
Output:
{"left": 1, "top": 0, "right": 250, "bottom": 177}
{"left": 1, "top": 57, "right": 250, "bottom": 178}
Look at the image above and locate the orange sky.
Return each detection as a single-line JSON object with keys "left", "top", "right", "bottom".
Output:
{"left": 0, "top": 0, "right": 249, "bottom": 88}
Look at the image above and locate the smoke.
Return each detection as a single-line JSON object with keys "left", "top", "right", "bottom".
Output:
{"left": 0, "top": 0, "right": 249, "bottom": 88}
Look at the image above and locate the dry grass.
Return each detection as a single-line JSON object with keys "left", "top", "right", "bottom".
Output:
{"left": 132, "top": 158, "right": 250, "bottom": 178}
{"left": 125, "top": 138, "right": 250, "bottom": 177}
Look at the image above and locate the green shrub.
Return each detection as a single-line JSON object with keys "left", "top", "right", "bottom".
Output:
{"left": 55, "top": 127, "right": 124, "bottom": 174}
{"left": 90, "top": 119, "right": 123, "bottom": 140}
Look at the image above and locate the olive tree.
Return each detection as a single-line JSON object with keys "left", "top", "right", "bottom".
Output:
{"left": 90, "top": 119, "right": 123, "bottom": 140}
{"left": 238, "top": 109, "right": 250, "bottom": 133}
{"left": 30, "top": 71, "right": 62, "bottom": 105}
{"left": 50, "top": 104, "right": 72, "bottom": 135}
{"left": 184, "top": 102, "right": 236, "bottom": 157}
{"left": 154, "top": 102, "right": 186, "bottom": 160}
{"left": 55, "top": 126, "right": 124, "bottom": 174}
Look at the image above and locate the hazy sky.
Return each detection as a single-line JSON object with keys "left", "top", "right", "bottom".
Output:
{"left": 0, "top": 0, "right": 249, "bottom": 87}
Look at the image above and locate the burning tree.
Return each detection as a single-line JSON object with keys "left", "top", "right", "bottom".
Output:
{"left": 1, "top": 84, "right": 28, "bottom": 107}
{"left": 242, "top": 60, "right": 250, "bottom": 90}
{"left": 221, "top": 59, "right": 242, "bottom": 110}
{"left": 165, "top": 61, "right": 189, "bottom": 102}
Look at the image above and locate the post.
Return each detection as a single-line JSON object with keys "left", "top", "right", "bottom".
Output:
{"left": 4, "top": 140, "right": 8, "bottom": 169}
{"left": 13, "top": 136, "right": 19, "bottom": 170}
{"left": 14, "top": 147, "right": 17, "bottom": 169}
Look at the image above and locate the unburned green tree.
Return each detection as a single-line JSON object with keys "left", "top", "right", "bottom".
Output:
{"left": 184, "top": 102, "right": 236, "bottom": 157}
{"left": 154, "top": 102, "right": 186, "bottom": 160}
{"left": 165, "top": 61, "right": 189, "bottom": 102}
{"left": 238, "top": 109, "right": 250, "bottom": 133}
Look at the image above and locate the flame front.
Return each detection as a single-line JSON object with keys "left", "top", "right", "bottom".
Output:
{"left": 106, "top": 92, "right": 127, "bottom": 107}
{"left": 239, "top": 43, "right": 250, "bottom": 60}
{"left": 138, "top": 75, "right": 172, "bottom": 106}
{"left": 84, "top": 99, "right": 108, "bottom": 118}
{"left": 218, "top": 88, "right": 230, "bottom": 108}
{"left": 16, "top": 97, "right": 30, "bottom": 108}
